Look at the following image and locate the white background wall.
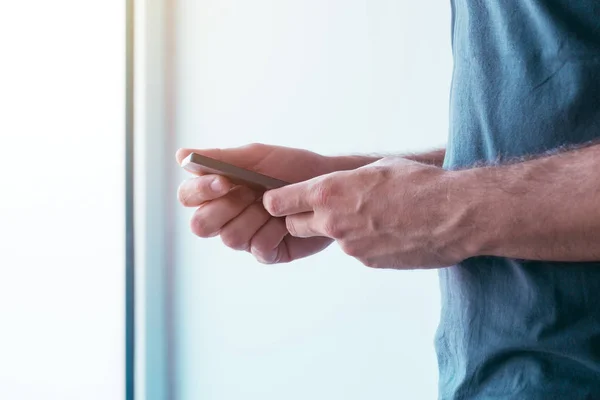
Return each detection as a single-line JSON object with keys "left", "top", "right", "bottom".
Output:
{"left": 0, "top": 2, "right": 125, "bottom": 399}
{"left": 172, "top": 1, "right": 452, "bottom": 399}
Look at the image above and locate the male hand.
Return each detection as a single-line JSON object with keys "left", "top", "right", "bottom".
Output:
{"left": 176, "top": 143, "right": 337, "bottom": 264}
{"left": 262, "top": 157, "right": 471, "bottom": 269}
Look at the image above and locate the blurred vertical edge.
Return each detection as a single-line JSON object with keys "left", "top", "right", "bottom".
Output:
{"left": 125, "top": 0, "right": 136, "bottom": 399}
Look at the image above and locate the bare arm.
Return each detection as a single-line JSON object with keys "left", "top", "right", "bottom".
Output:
{"left": 262, "top": 142, "right": 599, "bottom": 269}
{"left": 175, "top": 143, "right": 447, "bottom": 266}
{"left": 455, "top": 143, "right": 600, "bottom": 262}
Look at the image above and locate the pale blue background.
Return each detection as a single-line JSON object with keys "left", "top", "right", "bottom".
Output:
{"left": 169, "top": 1, "right": 452, "bottom": 399}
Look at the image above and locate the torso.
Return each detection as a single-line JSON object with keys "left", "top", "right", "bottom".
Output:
{"left": 437, "top": 1, "right": 600, "bottom": 398}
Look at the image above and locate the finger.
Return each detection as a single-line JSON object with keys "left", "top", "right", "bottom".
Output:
{"left": 190, "top": 186, "right": 258, "bottom": 238}
{"left": 262, "top": 180, "right": 316, "bottom": 217}
{"left": 249, "top": 217, "right": 289, "bottom": 263}
{"left": 285, "top": 213, "right": 323, "bottom": 238}
{"left": 278, "top": 236, "right": 334, "bottom": 263}
{"left": 219, "top": 203, "right": 271, "bottom": 251}
{"left": 177, "top": 175, "right": 233, "bottom": 207}
{"left": 256, "top": 235, "right": 334, "bottom": 265}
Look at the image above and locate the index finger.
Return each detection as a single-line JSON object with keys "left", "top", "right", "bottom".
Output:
{"left": 262, "top": 180, "right": 315, "bottom": 217}
{"left": 177, "top": 175, "right": 233, "bottom": 207}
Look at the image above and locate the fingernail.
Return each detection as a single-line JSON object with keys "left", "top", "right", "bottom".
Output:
{"left": 210, "top": 178, "right": 226, "bottom": 193}
{"left": 252, "top": 248, "right": 277, "bottom": 264}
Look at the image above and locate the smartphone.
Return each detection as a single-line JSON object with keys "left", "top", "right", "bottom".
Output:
{"left": 181, "top": 152, "right": 290, "bottom": 191}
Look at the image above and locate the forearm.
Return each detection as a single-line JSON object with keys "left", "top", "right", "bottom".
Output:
{"left": 328, "top": 148, "right": 446, "bottom": 171}
{"left": 452, "top": 143, "right": 600, "bottom": 262}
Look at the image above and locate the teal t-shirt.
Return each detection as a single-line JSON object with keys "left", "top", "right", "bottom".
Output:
{"left": 436, "top": 1, "right": 600, "bottom": 399}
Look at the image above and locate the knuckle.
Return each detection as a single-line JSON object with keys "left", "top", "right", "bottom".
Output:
{"left": 340, "top": 241, "right": 361, "bottom": 257}
{"left": 321, "top": 216, "right": 343, "bottom": 239}
{"left": 311, "top": 176, "right": 341, "bottom": 209}
{"left": 310, "top": 180, "right": 332, "bottom": 208}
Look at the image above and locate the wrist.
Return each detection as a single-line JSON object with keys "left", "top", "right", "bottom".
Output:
{"left": 442, "top": 168, "right": 497, "bottom": 260}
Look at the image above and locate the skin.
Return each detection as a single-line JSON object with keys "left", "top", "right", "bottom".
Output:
{"left": 262, "top": 156, "right": 462, "bottom": 269}
{"left": 453, "top": 142, "right": 600, "bottom": 262}
{"left": 176, "top": 144, "right": 444, "bottom": 264}
{"left": 178, "top": 142, "right": 600, "bottom": 268}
